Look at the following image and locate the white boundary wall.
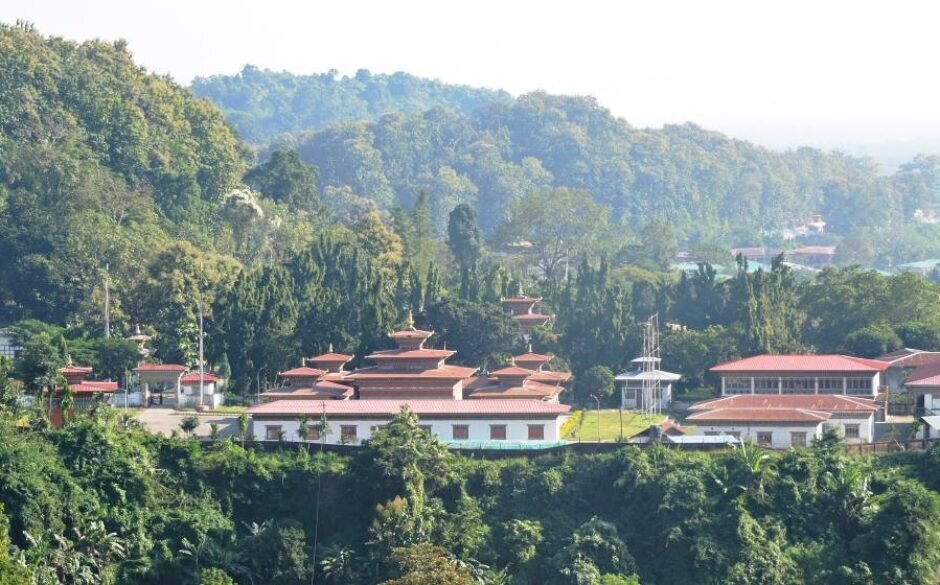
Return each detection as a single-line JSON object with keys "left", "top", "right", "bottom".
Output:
{"left": 251, "top": 415, "right": 568, "bottom": 445}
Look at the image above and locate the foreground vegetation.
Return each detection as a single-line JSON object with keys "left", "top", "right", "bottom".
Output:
{"left": 0, "top": 405, "right": 938, "bottom": 584}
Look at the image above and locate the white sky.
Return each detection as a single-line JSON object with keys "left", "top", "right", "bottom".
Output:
{"left": 3, "top": 0, "right": 940, "bottom": 150}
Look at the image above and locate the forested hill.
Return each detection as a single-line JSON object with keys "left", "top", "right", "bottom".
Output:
{"left": 0, "top": 23, "right": 247, "bottom": 322}
{"left": 191, "top": 66, "right": 512, "bottom": 143}
{"left": 196, "top": 69, "right": 940, "bottom": 249}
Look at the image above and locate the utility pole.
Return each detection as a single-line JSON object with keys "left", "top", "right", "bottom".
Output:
{"left": 103, "top": 264, "right": 110, "bottom": 339}
{"left": 197, "top": 298, "right": 205, "bottom": 409}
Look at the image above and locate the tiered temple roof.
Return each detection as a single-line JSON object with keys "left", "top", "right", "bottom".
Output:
{"left": 348, "top": 323, "right": 476, "bottom": 399}
{"left": 466, "top": 348, "right": 569, "bottom": 402}
{"left": 263, "top": 358, "right": 354, "bottom": 402}
{"left": 502, "top": 295, "right": 552, "bottom": 335}
{"left": 57, "top": 360, "right": 119, "bottom": 396}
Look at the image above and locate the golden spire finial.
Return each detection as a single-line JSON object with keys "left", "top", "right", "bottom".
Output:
{"left": 405, "top": 309, "right": 415, "bottom": 330}
{"left": 328, "top": 342, "right": 334, "bottom": 353}
{"left": 301, "top": 357, "right": 306, "bottom": 367}
{"left": 66, "top": 354, "right": 73, "bottom": 367}
{"left": 528, "top": 343, "right": 533, "bottom": 353}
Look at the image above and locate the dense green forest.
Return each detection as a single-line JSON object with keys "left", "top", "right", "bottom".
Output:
{"left": 0, "top": 404, "right": 938, "bottom": 585}
{"left": 191, "top": 66, "right": 511, "bottom": 144}
{"left": 196, "top": 68, "right": 940, "bottom": 266}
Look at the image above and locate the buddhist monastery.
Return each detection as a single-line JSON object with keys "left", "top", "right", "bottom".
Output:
{"left": 249, "top": 320, "right": 572, "bottom": 446}
{"left": 51, "top": 359, "right": 119, "bottom": 426}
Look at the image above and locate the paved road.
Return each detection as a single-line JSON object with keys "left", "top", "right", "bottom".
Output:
{"left": 134, "top": 407, "right": 239, "bottom": 438}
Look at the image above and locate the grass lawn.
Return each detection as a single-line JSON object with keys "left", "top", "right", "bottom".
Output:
{"left": 564, "top": 409, "right": 664, "bottom": 442}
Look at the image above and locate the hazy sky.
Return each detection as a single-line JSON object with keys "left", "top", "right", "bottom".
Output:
{"left": 4, "top": 0, "right": 940, "bottom": 150}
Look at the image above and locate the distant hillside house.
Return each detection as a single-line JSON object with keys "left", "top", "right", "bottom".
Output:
{"left": 787, "top": 246, "right": 836, "bottom": 268}
{"left": 730, "top": 247, "right": 781, "bottom": 264}
{"left": 901, "top": 364, "right": 940, "bottom": 416}
{"left": 896, "top": 259, "right": 940, "bottom": 277}
{"left": 710, "top": 354, "right": 888, "bottom": 398}
{"left": 688, "top": 394, "right": 879, "bottom": 448}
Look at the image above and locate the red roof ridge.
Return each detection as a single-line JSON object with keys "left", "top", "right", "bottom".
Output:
{"left": 711, "top": 354, "right": 890, "bottom": 373}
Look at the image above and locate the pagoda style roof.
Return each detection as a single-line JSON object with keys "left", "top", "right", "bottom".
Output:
{"left": 279, "top": 366, "right": 327, "bottom": 378}
{"left": 513, "top": 351, "right": 552, "bottom": 364}
{"left": 68, "top": 381, "right": 119, "bottom": 393}
{"left": 389, "top": 328, "right": 434, "bottom": 340}
{"left": 262, "top": 380, "right": 353, "bottom": 400}
{"left": 348, "top": 364, "right": 478, "bottom": 380}
{"left": 529, "top": 370, "right": 571, "bottom": 384}
{"left": 490, "top": 366, "right": 536, "bottom": 378}
{"left": 180, "top": 372, "right": 221, "bottom": 384}
{"left": 366, "top": 349, "right": 456, "bottom": 360}
{"left": 59, "top": 365, "right": 93, "bottom": 376}
{"left": 468, "top": 380, "right": 562, "bottom": 400}
{"left": 133, "top": 363, "right": 188, "bottom": 372}
{"left": 502, "top": 296, "right": 542, "bottom": 304}
{"left": 309, "top": 351, "right": 354, "bottom": 363}
{"left": 512, "top": 314, "right": 552, "bottom": 322}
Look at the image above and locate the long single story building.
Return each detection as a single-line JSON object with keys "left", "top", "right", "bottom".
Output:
{"left": 710, "top": 354, "right": 889, "bottom": 397}
{"left": 247, "top": 399, "right": 572, "bottom": 445}
{"left": 687, "top": 394, "right": 879, "bottom": 448}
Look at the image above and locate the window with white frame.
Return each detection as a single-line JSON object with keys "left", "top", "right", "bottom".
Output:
{"left": 781, "top": 378, "right": 815, "bottom": 394}
{"left": 790, "top": 432, "right": 807, "bottom": 447}
{"left": 724, "top": 377, "right": 751, "bottom": 395}
{"left": 756, "top": 432, "right": 773, "bottom": 446}
{"left": 817, "top": 378, "right": 843, "bottom": 394}
{"left": 754, "top": 378, "right": 779, "bottom": 394}
{"left": 845, "top": 378, "right": 872, "bottom": 394}
{"left": 265, "top": 425, "right": 282, "bottom": 441}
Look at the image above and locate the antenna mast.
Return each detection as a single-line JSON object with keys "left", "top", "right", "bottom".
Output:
{"left": 641, "top": 314, "right": 662, "bottom": 418}
{"left": 103, "top": 264, "right": 111, "bottom": 339}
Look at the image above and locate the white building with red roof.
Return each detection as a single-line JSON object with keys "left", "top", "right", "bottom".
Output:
{"left": 901, "top": 363, "right": 940, "bottom": 415}
{"left": 178, "top": 372, "right": 224, "bottom": 409}
{"left": 688, "top": 394, "right": 879, "bottom": 448}
{"left": 248, "top": 399, "right": 571, "bottom": 444}
{"left": 50, "top": 360, "right": 120, "bottom": 426}
{"left": 710, "top": 354, "right": 888, "bottom": 398}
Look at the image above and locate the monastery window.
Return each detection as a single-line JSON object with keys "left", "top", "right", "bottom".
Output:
{"left": 843, "top": 424, "right": 860, "bottom": 439}
{"left": 754, "top": 378, "right": 779, "bottom": 394}
{"left": 846, "top": 378, "right": 872, "bottom": 394}
{"left": 818, "top": 378, "right": 843, "bottom": 394}
{"left": 490, "top": 424, "right": 507, "bottom": 440}
{"left": 756, "top": 432, "right": 773, "bottom": 446}
{"left": 305, "top": 425, "right": 322, "bottom": 441}
{"left": 790, "top": 432, "right": 807, "bottom": 447}
{"left": 340, "top": 425, "right": 357, "bottom": 442}
{"left": 724, "top": 377, "right": 751, "bottom": 395}
{"left": 452, "top": 425, "right": 469, "bottom": 440}
{"left": 265, "top": 425, "right": 282, "bottom": 441}
{"left": 781, "top": 378, "right": 814, "bottom": 394}
{"left": 527, "top": 425, "right": 545, "bottom": 440}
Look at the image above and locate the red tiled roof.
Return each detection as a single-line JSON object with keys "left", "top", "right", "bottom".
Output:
{"left": 59, "top": 366, "right": 92, "bottom": 375}
{"left": 133, "top": 364, "right": 188, "bottom": 372}
{"left": 529, "top": 371, "right": 571, "bottom": 384}
{"left": 348, "top": 364, "right": 478, "bottom": 380}
{"left": 308, "top": 352, "right": 353, "bottom": 363}
{"left": 877, "top": 350, "right": 940, "bottom": 368}
{"left": 905, "top": 363, "right": 940, "bottom": 387}
{"left": 790, "top": 246, "right": 836, "bottom": 255}
{"left": 690, "top": 394, "right": 879, "bottom": 412}
{"left": 490, "top": 366, "right": 536, "bottom": 377}
{"left": 279, "top": 366, "right": 326, "bottom": 378}
{"left": 468, "top": 381, "right": 563, "bottom": 399}
{"left": 180, "top": 372, "right": 220, "bottom": 384}
{"left": 262, "top": 381, "right": 354, "bottom": 400}
{"left": 69, "top": 382, "right": 118, "bottom": 393}
{"left": 687, "top": 408, "right": 831, "bottom": 423}
{"left": 512, "top": 314, "right": 552, "bottom": 322}
{"left": 389, "top": 328, "right": 433, "bottom": 339}
{"left": 513, "top": 352, "right": 552, "bottom": 366}
{"left": 710, "top": 355, "right": 889, "bottom": 373}
{"left": 366, "top": 349, "right": 455, "bottom": 360}
{"left": 248, "top": 398, "right": 571, "bottom": 416}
